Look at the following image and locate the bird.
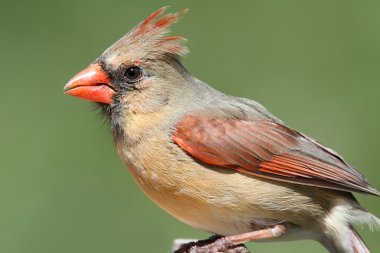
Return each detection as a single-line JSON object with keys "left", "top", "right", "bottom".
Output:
{"left": 64, "top": 7, "right": 379, "bottom": 253}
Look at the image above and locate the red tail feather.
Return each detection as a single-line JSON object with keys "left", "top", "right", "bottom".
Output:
{"left": 350, "top": 226, "right": 370, "bottom": 253}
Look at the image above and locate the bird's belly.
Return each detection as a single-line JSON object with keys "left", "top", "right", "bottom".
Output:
{"left": 119, "top": 140, "right": 327, "bottom": 237}
{"left": 134, "top": 173, "right": 279, "bottom": 236}
{"left": 123, "top": 161, "right": 321, "bottom": 236}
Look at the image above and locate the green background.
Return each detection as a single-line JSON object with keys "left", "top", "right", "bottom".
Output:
{"left": 1, "top": 1, "right": 379, "bottom": 252}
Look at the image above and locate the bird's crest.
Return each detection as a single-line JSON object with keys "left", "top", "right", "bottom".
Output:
{"left": 103, "top": 7, "right": 188, "bottom": 63}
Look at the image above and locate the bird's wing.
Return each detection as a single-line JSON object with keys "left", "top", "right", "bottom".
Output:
{"left": 172, "top": 114, "right": 380, "bottom": 196}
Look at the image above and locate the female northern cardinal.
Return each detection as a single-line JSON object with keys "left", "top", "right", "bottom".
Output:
{"left": 64, "top": 7, "right": 379, "bottom": 253}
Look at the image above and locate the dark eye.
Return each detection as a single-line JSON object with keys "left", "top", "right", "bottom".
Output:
{"left": 124, "top": 66, "right": 142, "bottom": 82}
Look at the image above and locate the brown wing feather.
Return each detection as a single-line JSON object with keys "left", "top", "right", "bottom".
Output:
{"left": 172, "top": 115, "right": 380, "bottom": 196}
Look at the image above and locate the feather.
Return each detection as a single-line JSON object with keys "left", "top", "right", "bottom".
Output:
{"left": 102, "top": 7, "right": 188, "bottom": 63}
{"left": 172, "top": 114, "right": 380, "bottom": 196}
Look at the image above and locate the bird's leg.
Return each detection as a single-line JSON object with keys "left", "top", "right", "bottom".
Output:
{"left": 227, "top": 224, "right": 286, "bottom": 244}
{"left": 180, "top": 224, "right": 286, "bottom": 253}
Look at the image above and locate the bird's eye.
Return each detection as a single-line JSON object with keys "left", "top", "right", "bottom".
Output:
{"left": 124, "top": 66, "right": 142, "bottom": 82}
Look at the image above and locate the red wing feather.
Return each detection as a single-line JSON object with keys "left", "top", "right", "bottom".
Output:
{"left": 172, "top": 115, "right": 380, "bottom": 196}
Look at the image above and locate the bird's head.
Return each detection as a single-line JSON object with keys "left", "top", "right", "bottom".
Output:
{"left": 64, "top": 7, "right": 190, "bottom": 130}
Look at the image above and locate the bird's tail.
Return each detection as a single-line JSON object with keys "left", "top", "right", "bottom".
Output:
{"left": 348, "top": 210, "right": 380, "bottom": 253}
{"left": 349, "top": 225, "right": 370, "bottom": 253}
{"left": 321, "top": 205, "right": 380, "bottom": 253}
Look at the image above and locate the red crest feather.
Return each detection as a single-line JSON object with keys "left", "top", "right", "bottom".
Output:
{"left": 103, "top": 7, "right": 189, "bottom": 62}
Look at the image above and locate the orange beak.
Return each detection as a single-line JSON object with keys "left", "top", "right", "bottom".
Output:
{"left": 64, "top": 63, "right": 115, "bottom": 104}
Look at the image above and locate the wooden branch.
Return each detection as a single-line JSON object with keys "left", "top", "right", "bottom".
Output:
{"left": 172, "top": 238, "right": 251, "bottom": 253}
{"left": 172, "top": 238, "right": 197, "bottom": 252}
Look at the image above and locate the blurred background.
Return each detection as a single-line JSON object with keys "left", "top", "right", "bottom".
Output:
{"left": 0, "top": 1, "right": 379, "bottom": 252}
